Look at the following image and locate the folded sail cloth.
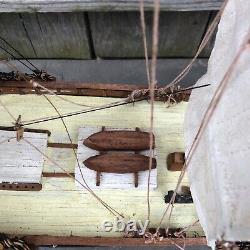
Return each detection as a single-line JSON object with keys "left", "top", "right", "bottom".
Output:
{"left": 184, "top": 0, "right": 250, "bottom": 248}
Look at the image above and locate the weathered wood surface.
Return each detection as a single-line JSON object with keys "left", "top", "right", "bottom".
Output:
{"left": 0, "top": 81, "right": 142, "bottom": 98}
{"left": 0, "top": 0, "right": 223, "bottom": 12}
{"left": 89, "top": 11, "right": 210, "bottom": 58}
{"left": 76, "top": 127, "right": 157, "bottom": 190}
{"left": 0, "top": 12, "right": 91, "bottom": 59}
{"left": 0, "top": 14, "right": 36, "bottom": 59}
{"left": 0, "top": 59, "right": 208, "bottom": 87}
{"left": 83, "top": 130, "right": 154, "bottom": 151}
{"left": 0, "top": 95, "right": 202, "bottom": 236}
{"left": 84, "top": 153, "right": 157, "bottom": 173}
{"left": 23, "top": 235, "right": 207, "bottom": 246}
{"left": 0, "top": 11, "right": 215, "bottom": 59}
{"left": 19, "top": 13, "right": 91, "bottom": 59}
{"left": 0, "top": 130, "right": 48, "bottom": 183}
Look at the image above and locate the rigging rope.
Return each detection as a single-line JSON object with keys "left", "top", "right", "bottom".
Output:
{"left": 0, "top": 35, "right": 40, "bottom": 72}
{"left": 0, "top": 95, "right": 123, "bottom": 217}
{"left": 0, "top": 234, "right": 30, "bottom": 250}
{"left": 3, "top": 85, "right": 208, "bottom": 127}
{"left": 151, "top": 0, "right": 230, "bottom": 237}
{"left": 156, "top": 26, "right": 250, "bottom": 233}
{"left": 162, "top": 0, "right": 229, "bottom": 90}
{"left": 0, "top": 57, "right": 123, "bottom": 218}
{"left": 43, "top": 94, "right": 124, "bottom": 218}
{"left": 0, "top": 37, "right": 55, "bottom": 81}
{"left": 24, "top": 137, "right": 123, "bottom": 217}
{"left": 0, "top": 99, "right": 16, "bottom": 122}
{"left": 32, "top": 81, "right": 95, "bottom": 108}
{"left": 139, "top": 0, "right": 151, "bottom": 85}
{"left": 142, "top": 0, "right": 160, "bottom": 226}
{"left": 0, "top": 59, "right": 94, "bottom": 108}
{"left": 0, "top": 44, "right": 35, "bottom": 73}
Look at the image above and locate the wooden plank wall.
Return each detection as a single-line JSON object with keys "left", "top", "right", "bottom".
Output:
{"left": 0, "top": 11, "right": 217, "bottom": 59}
{"left": 0, "top": 0, "right": 223, "bottom": 12}
{"left": 89, "top": 11, "right": 210, "bottom": 58}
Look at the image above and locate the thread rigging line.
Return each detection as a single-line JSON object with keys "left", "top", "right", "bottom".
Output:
{"left": 0, "top": 94, "right": 122, "bottom": 217}
{"left": 0, "top": 0, "right": 227, "bottom": 236}
{"left": 163, "top": 0, "right": 229, "bottom": 91}
{"left": 140, "top": 0, "right": 152, "bottom": 224}
{"left": 0, "top": 58, "right": 95, "bottom": 108}
{"left": 4, "top": 84, "right": 209, "bottom": 128}
{"left": 24, "top": 137, "right": 123, "bottom": 217}
{"left": 140, "top": 0, "right": 151, "bottom": 86}
{"left": 0, "top": 35, "right": 40, "bottom": 72}
{"left": 0, "top": 43, "right": 35, "bottom": 73}
{"left": 32, "top": 81, "right": 95, "bottom": 108}
{"left": 0, "top": 101, "right": 122, "bottom": 217}
{"left": 0, "top": 57, "right": 123, "bottom": 216}
{"left": 146, "top": 0, "right": 160, "bottom": 224}
{"left": 43, "top": 94, "right": 123, "bottom": 218}
{"left": 0, "top": 39, "right": 212, "bottom": 128}
{"left": 156, "top": 27, "right": 249, "bottom": 232}
{"left": 0, "top": 99, "right": 16, "bottom": 122}
{"left": 155, "top": 0, "right": 229, "bottom": 234}
{"left": 20, "top": 98, "right": 144, "bottom": 126}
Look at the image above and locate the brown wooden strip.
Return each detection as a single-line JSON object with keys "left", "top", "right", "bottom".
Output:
{"left": 0, "top": 126, "right": 51, "bottom": 136}
{"left": 0, "top": 81, "right": 143, "bottom": 98}
{"left": 42, "top": 173, "right": 74, "bottom": 178}
{"left": 0, "top": 81, "right": 142, "bottom": 90}
{"left": 23, "top": 235, "right": 207, "bottom": 246}
{"left": 96, "top": 171, "right": 101, "bottom": 186}
{"left": 47, "top": 142, "right": 78, "bottom": 149}
{"left": 0, "top": 183, "right": 42, "bottom": 191}
{"left": 134, "top": 172, "right": 138, "bottom": 188}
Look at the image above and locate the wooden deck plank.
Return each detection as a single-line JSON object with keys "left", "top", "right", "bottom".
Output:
{"left": 0, "top": 95, "right": 203, "bottom": 237}
{"left": 0, "top": 131, "right": 48, "bottom": 184}
{"left": 19, "top": 13, "right": 91, "bottom": 59}
{"left": 0, "top": 1, "right": 223, "bottom": 13}
{"left": 89, "top": 11, "right": 210, "bottom": 58}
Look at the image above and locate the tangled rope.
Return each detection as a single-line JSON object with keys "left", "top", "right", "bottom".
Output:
{"left": 144, "top": 231, "right": 163, "bottom": 244}
{"left": 0, "top": 234, "right": 30, "bottom": 250}
{"left": 127, "top": 86, "right": 186, "bottom": 105}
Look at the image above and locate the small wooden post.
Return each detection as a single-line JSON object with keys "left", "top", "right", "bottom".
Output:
{"left": 96, "top": 172, "right": 101, "bottom": 186}
{"left": 134, "top": 172, "right": 138, "bottom": 188}
{"left": 167, "top": 152, "right": 185, "bottom": 171}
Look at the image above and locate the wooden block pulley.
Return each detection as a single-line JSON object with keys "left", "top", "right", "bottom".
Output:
{"left": 167, "top": 152, "right": 185, "bottom": 171}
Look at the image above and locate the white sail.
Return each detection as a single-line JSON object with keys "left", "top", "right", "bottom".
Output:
{"left": 184, "top": 0, "right": 250, "bottom": 247}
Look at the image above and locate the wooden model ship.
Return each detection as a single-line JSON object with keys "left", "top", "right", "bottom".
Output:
{"left": 0, "top": 0, "right": 237, "bottom": 249}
